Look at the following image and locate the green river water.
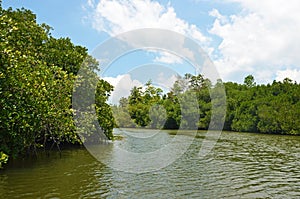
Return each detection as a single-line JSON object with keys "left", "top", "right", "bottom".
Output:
{"left": 0, "top": 129, "right": 300, "bottom": 198}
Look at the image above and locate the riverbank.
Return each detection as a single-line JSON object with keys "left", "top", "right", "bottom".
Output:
{"left": 114, "top": 127, "right": 300, "bottom": 137}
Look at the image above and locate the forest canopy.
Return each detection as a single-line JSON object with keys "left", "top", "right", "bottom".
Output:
{"left": 113, "top": 74, "right": 300, "bottom": 135}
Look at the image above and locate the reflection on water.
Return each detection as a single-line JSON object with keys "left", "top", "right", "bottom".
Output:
{"left": 0, "top": 130, "right": 300, "bottom": 198}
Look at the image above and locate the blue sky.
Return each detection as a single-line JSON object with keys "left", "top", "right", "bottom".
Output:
{"left": 3, "top": 0, "right": 300, "bottom": 102}
{"left": 2, "top": 0, "right": 102, "bottom": 50}
{"left": 3, "top": 0, "right": 231, "bottom": 55}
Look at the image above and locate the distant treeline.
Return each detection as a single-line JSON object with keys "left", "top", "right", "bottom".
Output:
{"left": 0, "top": 5, "right": 115, "bottom": 167}
{"left": 113, "top": 74, "right": 300, "bottom": 135}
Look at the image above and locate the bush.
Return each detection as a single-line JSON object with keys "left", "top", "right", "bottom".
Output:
{"left": 0, "top": 152, "right": 9, "bottom": 169}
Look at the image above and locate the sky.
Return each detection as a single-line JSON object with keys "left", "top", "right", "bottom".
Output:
{"left": 3, "top": 0, "right": 300, "bottom": 103}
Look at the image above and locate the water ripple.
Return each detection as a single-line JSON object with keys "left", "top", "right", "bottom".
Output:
{"left": 0, "top": 131, "right": 300, "bottom": 198}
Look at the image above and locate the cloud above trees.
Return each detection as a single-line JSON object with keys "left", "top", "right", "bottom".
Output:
{"left": 86, "top": 0, "right": 300, "bottom": 84}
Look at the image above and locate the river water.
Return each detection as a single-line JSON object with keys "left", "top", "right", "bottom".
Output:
{"left": 0, "top": 129, "right": 300, "bottom": 198}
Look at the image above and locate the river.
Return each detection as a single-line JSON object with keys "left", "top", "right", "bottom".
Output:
{"left": 0, "top": 129, "right": 300, "bottom": 198}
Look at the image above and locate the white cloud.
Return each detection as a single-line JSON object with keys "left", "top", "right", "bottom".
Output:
{"left": 210, "top": 0, "right": 300, "bottom": 83}
{"left": 87, "top": 0, "right": 210, "bottom": 64}
{"left": 154, "top": 51, "right": 183, "bottom": 64}
{"left": 276, "top": 69, "right": 300, "bottom": 83}
{"left": 156, "top": 72, "right": 178, "bottom": 89}
{"left": 87, "top": 0, "right": 95, "bottom": 8}
{"left": 90, "top": 0, "right": 208, "bottom": 42}
{"left": 103, "top": 74, "right": 142, "bottom": 104}
{"left": 103, "top": 72, "right": 178, "bottom": 104}
{"left": 209, "top": 9, "right": 228, "bottom": 24}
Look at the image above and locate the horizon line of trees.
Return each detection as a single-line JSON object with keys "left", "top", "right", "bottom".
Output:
{"left": 113, "top": 74, "right": 300, "bottom": 136}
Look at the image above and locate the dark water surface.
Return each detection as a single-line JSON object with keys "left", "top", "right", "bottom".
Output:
{"left": 1, "top": 129, "right": 300, "bottom": 198}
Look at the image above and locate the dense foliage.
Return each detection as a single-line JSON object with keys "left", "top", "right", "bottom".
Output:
{"left": 0, "top": 5, "right": 115, "bottom": 165}
{"left": 225, "top": 76, "right": 300, "bottom": 135}
{"left": 114, "top": 74, "right": 300, "bottom": 135}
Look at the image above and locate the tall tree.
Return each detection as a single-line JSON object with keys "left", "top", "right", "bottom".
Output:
{"left": 0, "top": 5, "right": 115, "bottom": 165}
